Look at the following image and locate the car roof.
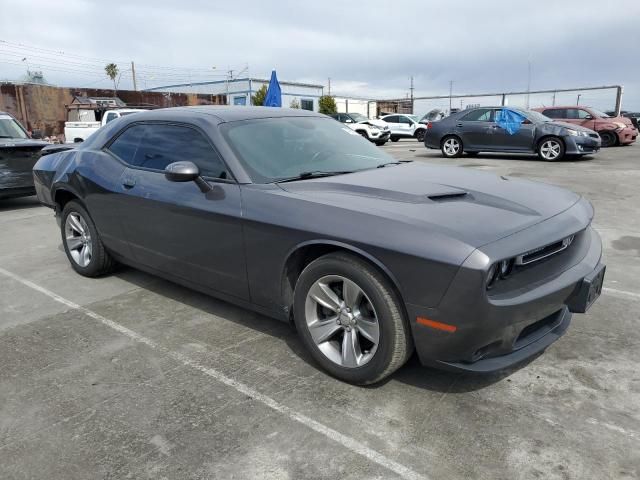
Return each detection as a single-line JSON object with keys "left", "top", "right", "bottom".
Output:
{"left": 127, "top": 105, "right": 324, "bottom": 123}
{"left": 538, "top": 106, "right": 591, "bottom": 109}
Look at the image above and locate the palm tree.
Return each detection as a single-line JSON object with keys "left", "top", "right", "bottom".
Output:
{"left": 104, "top": 63, "right": 119, "bottom": 95}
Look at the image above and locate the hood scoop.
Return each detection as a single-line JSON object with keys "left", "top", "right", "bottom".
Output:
{"left": 427, "top": 191, "right": 469, "bottom": 202}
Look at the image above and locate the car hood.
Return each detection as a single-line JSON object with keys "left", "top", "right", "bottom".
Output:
{"left": 278, "top": 163, "right": 581, "bottom": 248}
{"left": 0, "top": 138, "right": 49, "bottom": 149}
{"left": 358, "top": 119, "right": 389, "bottom": 129}
{"left": 546, "top": 121, "right": 595, "bottom": 133}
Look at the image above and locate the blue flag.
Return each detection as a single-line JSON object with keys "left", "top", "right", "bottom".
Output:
{"left": 495, "top": 108, "right": 527, "bottom": 135}
{"left": 263, "top": 70, "right": 282, "bottom": 107}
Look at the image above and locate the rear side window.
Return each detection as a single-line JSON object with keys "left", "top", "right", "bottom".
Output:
{"left": 107, "top": 123, "right": 229, "bottom": 179}
{"left": 384, "top": 115, "right": 399, "bottom": 123}
{"left": 542, "top": 109, "right": 566, "bottom": 119}
{"left": 461, "top": 109, "right": 493, "bottom": 121}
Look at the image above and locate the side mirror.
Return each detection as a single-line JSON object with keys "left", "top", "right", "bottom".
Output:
{"left": 522, "top": 119, "right": 532, "bottom": 125}
{"left": 584, "top": 114, "right": 593, "bottom": 120}
{"left": 345, "top": 119, "right": 353, "bottom": 123}
{"left": 165, "top": 161, "right": 200, "bottom": 182}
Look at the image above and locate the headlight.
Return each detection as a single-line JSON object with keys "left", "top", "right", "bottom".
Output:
{"left": 370, "top": 127, "right": 380, "bottom": 133}
{"left": 566, "top": 129, "right": 588, "bottom": 137}
{"left": 486, "top": 258, "right": 515, "bottom": 290}
{"left": 613, "top": 122, "right": 627, "bottom": 130}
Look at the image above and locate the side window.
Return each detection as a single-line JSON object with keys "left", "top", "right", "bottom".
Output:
{"left": 565, "top": 109, "right": 580, "bottom": 119}
{"left": 399, "top": 116, "right": 412, "bottom": 124}
{"left": 108, "top": 124, "right": 229, "bottom": 179}
{"left": 461, "top": 109, "right": 492, "bottom": 122}
{"left": 576, "top": 109, "right": 591, "bottom": 119}
{"left": 105, "top": 112, "right": 119, "bottom": 123}
{"left": 542, "top": 109, "right": 565, "bottom": 119}
{"left": 385, "top": 115, "right": 399, "bottom": 123}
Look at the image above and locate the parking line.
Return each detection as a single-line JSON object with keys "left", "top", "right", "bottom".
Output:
{"left": 603, "top": 287, "right": 640, "bottom": 301}
{"left": 0, "top": 267, "right": 427, "bottom": 480}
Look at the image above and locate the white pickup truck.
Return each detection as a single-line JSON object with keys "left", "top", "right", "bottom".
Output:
{"left": 64, "top": 108, "right": 145, "bottom": 144}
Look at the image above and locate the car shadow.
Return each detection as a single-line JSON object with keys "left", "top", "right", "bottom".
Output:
{"left": 111, "top": 266, "right": 525, "bottom": 392}
{"left": 0, "top": 195, "right": 41, "bottom": 211}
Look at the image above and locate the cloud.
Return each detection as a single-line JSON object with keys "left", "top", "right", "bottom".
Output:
{"left": 1, "top": 0, "right": 639, "bottom": 108}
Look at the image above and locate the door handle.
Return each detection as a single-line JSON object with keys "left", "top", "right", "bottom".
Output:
{"left": 122, "top": 176, "right": 136, "bottom": 188}
{"left": 456, "top": 123, "right": 463, "bottom": 127}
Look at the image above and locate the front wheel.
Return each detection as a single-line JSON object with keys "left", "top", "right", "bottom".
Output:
{"left": 599, "top": 131, "right": 617, "bottom": 147}
{"left": 293, "top": 252, "right": 413, "bottom": 385}
{"left": 61, "top": 200, "right": 115, "bottom": 277}
{"left": 357, "top": 130, "right": 369, "bottom": 140}
{"left": 441, "top": 136, "right": 463, "bottom": 158}
{"left": 537, "top": 137, "right": 565, "bottom": 161}
{"left": 375, "top": 140, "right": 387, "bottom": 146}
{"left": 390, "top": 136, "right": 399, "bottom": 142}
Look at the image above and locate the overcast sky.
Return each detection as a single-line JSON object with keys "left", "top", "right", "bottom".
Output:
{"left": 1, "top": 0, "right": 639, "bottom": 109}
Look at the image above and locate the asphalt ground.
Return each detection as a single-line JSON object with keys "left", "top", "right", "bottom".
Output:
{"left": 1, "top": 141, "right": 638, "bottom": 479}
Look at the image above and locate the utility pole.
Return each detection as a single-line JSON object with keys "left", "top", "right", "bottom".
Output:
{"left": 328, "top": 77, "right": 331, "bottom": 96}
{"left": 409, "top": 76, "right": 414, "bottom": 113}
{"left": 131, "top": 61, "right": 137, "bottom": 91}
{"left": 526, "top": 60, "right": 531, "bottom": 109}
{"left": 449, "top": 80, "right": 453, "bottom": 112}
{"left": 576, "top": 94, "right": 581, "bottom": 105}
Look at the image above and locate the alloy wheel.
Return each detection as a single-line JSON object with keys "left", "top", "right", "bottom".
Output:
{"left": 540, "top": 140, "right": 561, "bottom": 160}
{"left": 304, "top": 275, "right": 380, "bottom": 368}
{"left": 443, "top": 138, "right": 460, "bottom": 156}
{"left": 64, "top": 212, "right": 92, "bottom": 267}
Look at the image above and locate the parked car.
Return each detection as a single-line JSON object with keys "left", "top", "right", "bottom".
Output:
{"left": 33, "top": 106, "right": 605, "bottom": 384}
{"left": 605, "top": 111, "right": 640, "bottom": 131}
{"left": 380, "top": 114, "right": 428, "bottom": 142}
{"left": 329, "top": 113, "right": 390, "bottom": 146}
{"left": 424, "top": 106, "right": 601, "bottom": 161}
{"left": 0, "top": 111, "right": 48, "bottom": 200}
{"left": 65, "top": 107, "right": 146, "bottom": 144}
{"left": 533, "top": 106, "right": 637, "bottom": 147}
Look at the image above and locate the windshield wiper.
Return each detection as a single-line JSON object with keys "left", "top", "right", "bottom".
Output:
{"left": 376, "top": 160, "right": 413, "bottom": 168}
{"left": 275, "top": 170, "right": 354, "bottom": 183}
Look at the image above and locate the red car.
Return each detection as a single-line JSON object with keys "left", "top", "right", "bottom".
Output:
{"left": 533, "top": 106, "right": 638, "bottom": 147}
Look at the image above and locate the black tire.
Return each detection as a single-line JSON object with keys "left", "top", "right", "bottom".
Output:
{"left": 414, "top": 129, "right": 426, "bottom": 142}
{"left": 441, "top": 135, "right": 463, "bottom": 158}
{"left": 537, "top": 136, "right": 565, "bottom": 161}
{"left": 390, "top": 136, "right": 399, "bottom": 142}
{"left": 375, "top": 140, "right": 387, "bottom": 146}
{"left": 356, "top": 130, "right": 369, "bottom": 140}
{"left": 599, "top": 131, "right": 617, "bottom": 148}
{"left": 466, "top": 151, "right": 479, "bottom": 157}
{"left": 293, "top": 252, "right": 413, "bottom": 385}
{"left": 61, "top": 200, "right": 115, "bottom": 277}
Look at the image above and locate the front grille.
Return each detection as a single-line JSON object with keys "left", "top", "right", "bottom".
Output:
{"left": 514, "top": 310, "right": 563, "bottom": 349}
{"left": 516, "top": 235, "right": 574, "bottom": 266}
{"left": 589, "top": 133, "right": 599, "bottom": 139}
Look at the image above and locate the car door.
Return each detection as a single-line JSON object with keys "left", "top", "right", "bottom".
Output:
{"left": 382, "top": 115, "right": 401, "bottom": 135}
{"left": 454, "top": 108, "right": 495, "bottom": 149}
{"left": 397, "top": 116, "right": 414, "bottom": 137}
{"left": 491, "top": 109, "right": 536, "bottom": 151}
{"left": 105, "top": 122, "right": 249, "bottom": 300}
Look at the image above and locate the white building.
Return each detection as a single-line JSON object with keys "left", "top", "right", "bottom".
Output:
{"left": 145, "top": 77, "right": 324, "bottom": 111}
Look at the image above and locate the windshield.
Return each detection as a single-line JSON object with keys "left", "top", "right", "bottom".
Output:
{"left": 0, "top": 115, "right": 28, "bottom": 139}
{"left": 518, "top": 109, "right": 552, "bottom": 123}
{"left": 222, "top": 117, "right": 395, "bottom": 183}
{"left": 348, "top": 113, "right": 368, "bottom": 122}
{"left": 589, "top": 108, "right": 611, "bottom": 118}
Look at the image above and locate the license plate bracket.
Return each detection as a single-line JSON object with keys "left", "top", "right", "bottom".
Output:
{"left": 568, "top": 264, "right": 606, "bottom": 314}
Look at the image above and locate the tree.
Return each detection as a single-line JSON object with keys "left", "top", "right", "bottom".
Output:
{"left": 251, "top": 85, "right": 268, "bottom": 106}
{"left": 318, "top": 95, "right": 337, "bottom": 115}
{"left": 289, "top": 98, "right": 300, "bottom": 109}
{"left": 104, "top": 63, "right": 119, "bottom": 94}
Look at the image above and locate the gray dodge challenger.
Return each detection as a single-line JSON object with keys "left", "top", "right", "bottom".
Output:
{"left": 32, "top": 107, "right": 605, "bottom": 384}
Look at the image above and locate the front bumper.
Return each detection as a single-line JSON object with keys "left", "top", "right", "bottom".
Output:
{"left": 407, "top": 210, "right": 604, "bottom": 373}
{"left": 564, "top": 134, "right": 601, "bottom": 155}
{"left": 616, "top": 126, "right": 638, "bottom": 145}
{"left": 370, "top": 130, "right": 390, "bottom": 141}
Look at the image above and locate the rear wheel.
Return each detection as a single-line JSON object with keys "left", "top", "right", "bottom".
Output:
{"left": 61, "top": 200, "right": 115, "bottom": 277}
{"left": 599, "top": 131, "right": 617, "bottom": 147}
{"left": 537, "top": 137, "right": 565, "bottom": 161}
{"left": 414, "top": 129, "right": 426, "bottom": 142}
{"left": 293, "top": 252, "right": 412, "bottom": 385}
{"left": 441, "top": 135, "right": 463, "bottom": 158}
